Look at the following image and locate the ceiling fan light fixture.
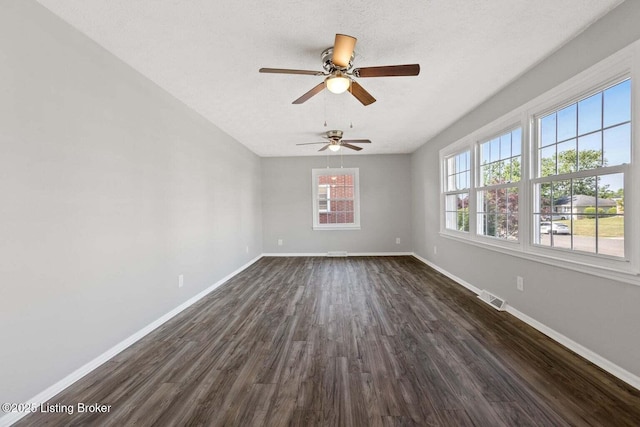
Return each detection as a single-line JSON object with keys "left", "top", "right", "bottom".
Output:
{"left": 328, "top": 144, "right": 341, "bottom": 152}
{"left": 325, "top": 72, "right": 351, "bottom": 94}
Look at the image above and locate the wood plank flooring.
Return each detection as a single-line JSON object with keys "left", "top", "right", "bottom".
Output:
{"left": 15, "top": 256, "right": 640, "bottom": 426}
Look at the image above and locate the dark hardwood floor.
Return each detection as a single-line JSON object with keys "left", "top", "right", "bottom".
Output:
{"left": 16, "top": 256, "right": 640, "bottom": 426}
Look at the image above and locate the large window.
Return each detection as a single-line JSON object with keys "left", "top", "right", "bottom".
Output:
{"left": 533, "top": 80, "right": 630, "bottom": 258}
{"left": 439, "top": 44, "right": 636, "bottom": 278}
{"left": 312, "top": 168, "right": 360, "bottom": 230}
{"left": 444, "top": 150, "right": 470, "bottom": 232}
{"left": 477, "top": 128, "right": 522, "bottom": 240}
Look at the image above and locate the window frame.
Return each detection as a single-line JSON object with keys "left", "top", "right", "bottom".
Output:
{"left": 476, "top": 126, "right": 523, "bottom": 242}
{"left": 438, "top": 40, "right": 639, "bottom": 284}
{"left": 442, "top": 149, "right": 472, "bottom": 233}
{"left": 311, "top": 167, "right": 361, "bottom": 231}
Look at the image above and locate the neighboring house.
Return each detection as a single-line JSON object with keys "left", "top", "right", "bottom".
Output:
{"left": 553, "top": 195, "right": 618, "bottom": 217}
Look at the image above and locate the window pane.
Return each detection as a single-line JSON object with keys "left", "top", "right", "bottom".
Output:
{"left": 490, "top": 138, "right": 500, "bottom": 162}
{"left": 512, "top": 128, "right": 522, "bottom": 156}
{"left": 538, "top": 183, "right": 552, "bottom": 217}
{"left": 577, "top": 132, "right": 602, "bottom": 170}
{"left": 314, "top": 169, "right": 358, "bottom": 228}
{"left": 540, "top": 113, "right": 556, "bottom": 146}
{"left": 510, "top": 157, "right": 521, "bottom": 183}
{"left": 570, "top": 176, "right": 597, "bottom": 253}
{"left": 445, "top": 193, "right": 469, "bottom": 232}
{"left": 500, "top": 133, "right": 511, "bottom": 159}
{"left": 578, "top": 92, "right": 602, "bottom": 135}
{"left": 557, "top": 104, "right": 577, "bottom": 141}
{"left": 540, "top": 145, "right": 556, "bottom": 177}
{"left": 603, "top": 79, "right": 631, "bottom": 128}
{"left": 447, "top": 151, "right": 470, "bottom": 191}
{"left": 597, "top": 213, "right": 624, "bottom": 257}
{"left": 446, "top": 211, "right": 458, "bottom": 230}
{"left": 481, "top": 142, "right": 490, "bottom": 165}
{"left": 447, "top": 157, "right": 456, "bottom": 175}
{"left": 556, "top": 139, "right": 577, "bottom": 174}
{"left": 552, "top": 180, "right": 571, "bottom": 214}
{"left": 503, "top": 159, "right": 513, "bottom": 183}
{"left": 603, "top": 123, "right": 631, "bottom": 166}
{"left": 534, "top": 214, "right": 550, "bottom": 247}
{"left": 463, "top": 171, "right": 470, "bottom": 189}
{"left": 481, "top": 164, "right": 491, "bottom": 186}
{"left": 447, "top": 174, "right": 455, "bottom": 191}
{"left": 479, "top": 128, "right": 522, "bottom": 186}
{"left": 505, "top": 187, "right": 519, "bottom": 239}
{"left": 477, "top": 188, "right": 518, "bottom": 240}
{"left": 596, "top": 173, "right": 624, "bottom": 257}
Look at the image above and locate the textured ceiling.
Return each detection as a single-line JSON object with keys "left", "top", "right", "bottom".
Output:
{"left": 36, "top": 0, "right": 623, "bottom": 157}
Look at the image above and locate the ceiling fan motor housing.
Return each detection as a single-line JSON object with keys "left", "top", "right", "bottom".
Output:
{"left": 322, "top": 47, "right": 354, "bottom": 72}
{"left": 326, "top": 130, "right": 343, "bottom": 140}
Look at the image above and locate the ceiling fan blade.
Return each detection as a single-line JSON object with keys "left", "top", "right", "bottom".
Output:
{"left": 353, "top": 64, "right": 420, "bottom": 78}
{"left": 292, "top": 82, "right": 325, "bottom": 104}
{"left": 348, "top": 81, "right": 376, "bottom": 106}
{"left": 341, "top": 139, "right": 372, "bottom": 144}
{"left": 318, "top": 144, "right": 331, "bottom": 152}
{"left": 332, "top": 34, "right": 357, "bottom": 68}
{"left": 296, "top": 142, "right": 327, "bottom": 145}
{"left": 341, "top": 143, "right": 363, "bottom": 151}
{"left": 259, "top": 68, "right": 326, "bottom": 76}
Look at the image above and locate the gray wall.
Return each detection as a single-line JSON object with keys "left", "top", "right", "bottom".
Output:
{"left": 412, "top": 0, "right": 640, "bottom": 378}
{"left": 262, "top": 155, "right": 412, "bottom": 254}
{"left": 0, "top": 1, "right": 262, "bottom": 404}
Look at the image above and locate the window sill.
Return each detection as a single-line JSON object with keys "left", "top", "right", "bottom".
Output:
{"left": 439, "top": 231, "right": 640, "bottom": 286}
{"left": 313, "top": 225, "right": 361, "bottom": 231}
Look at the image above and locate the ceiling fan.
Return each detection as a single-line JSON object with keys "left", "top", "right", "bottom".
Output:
{"left": 297, "top": 130, "right": 371, "bottom": 152}
{"left": 259, "top": 34, "right": 420, "bottom": 106}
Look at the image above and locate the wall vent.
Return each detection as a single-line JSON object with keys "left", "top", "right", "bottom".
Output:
{"left": 478, "top": 290, "right": 506, "bottom": 311}
{"left": 326, "top": 251, "right": 348, "bottom": 257}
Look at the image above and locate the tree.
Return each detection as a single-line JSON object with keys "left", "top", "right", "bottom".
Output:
{"left": 482, "top": 158, "right": 521, "bottom": 185}
{"left": 479, "top": 158, "right": 520, "bottom": 238}
{"left": 539, "top": 149, "right": 611, "bottom": 201}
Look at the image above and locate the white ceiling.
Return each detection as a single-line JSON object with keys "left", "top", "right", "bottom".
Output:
{"left": 36, "top": 0, "right": 622, "bottom": 157}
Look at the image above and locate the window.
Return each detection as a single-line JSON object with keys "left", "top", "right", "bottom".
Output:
{"left": 312, "top": 168, "right": 360, "bottom": 230}
{"left": 438, "top": 42, "right": 637, "bottom": 279}
{"left": 533, "top": 79, "right": 629, "bottom": 258}
{"left": 443, "top": 150, "right": 470, "bottom": 232}
{"left": 477, "top": 128, "right": 522, "bottom": 240}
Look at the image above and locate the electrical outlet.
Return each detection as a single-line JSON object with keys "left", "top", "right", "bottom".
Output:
{"left": 245, "top": 245, "right": 249, "bottom": 254}
{"left": 396, "top": 237, "right": 401, "bottom": 245}
{"left": 178, "top": 274, "right": 184, "bottom": 288}
{"left": 277, "top": 239, "right": 283, "bottom": 246}
{"left": 516, "top": 276, "right": 524, "bottom": 291}
{"left": 434, "top": 246, "right": 437, "bottom": 255}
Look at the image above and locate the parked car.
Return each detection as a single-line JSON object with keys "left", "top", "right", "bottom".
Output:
{"left": 540, "top": 221, "right": 571, "bottom": 234}
{"left": 543, "top": 214, "right": 568, "bottom": 220}
{"left": 550, "top": 214, "right": 568, "bottom": 220}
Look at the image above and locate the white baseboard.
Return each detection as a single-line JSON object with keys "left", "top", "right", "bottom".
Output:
{"left": 262, "top": 252, "right": 325, "bottom": 257}
{"left": 505, "top": 305, "right": 640, "bottom": 391}
{"left": 411, "top": 252, "right": 640, "bottom": 392}
{"left": 262, "top": 251, "right": 414, "bottom": 257}
{"left": 0, "top": 255, "right": 263, "bottom": 427}
{"left": 411, "top": 253, "right": 481, "bottom": 294}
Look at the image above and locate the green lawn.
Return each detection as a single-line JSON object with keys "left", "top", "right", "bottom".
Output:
{"left": 560, "top": 215, "right": 624, "bottom": 237}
